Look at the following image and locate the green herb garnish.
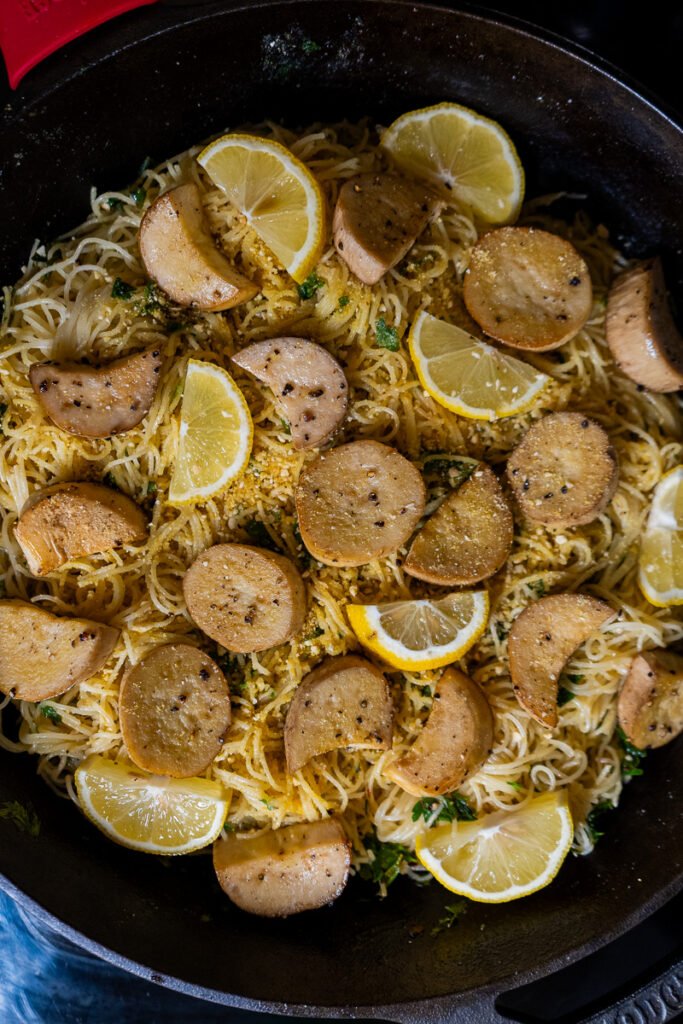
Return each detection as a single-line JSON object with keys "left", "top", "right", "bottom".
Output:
{"left": 526, "top": 579, "right": 547, "bottom": 598}
{"left": 0, "top": 800, "right": 40, "bottom": 837}
{"left": 301, "top": 37, "right": 321, "bottom": 54}
{"left": 412, "top": 791, "right": 476, "bottom": 825}
{"left": 138, "top": 155, "right": 153, "bottom": 175}
{"left": 244, "top": 518, "right": 280, "bottom": 552}
{"left": 585, "top": 799, "right": 615, "bottom": 844}
{"left": 146, "top": 481, "right": 158, "bottom": 496}
{"left": 359, "top": 833, "right": 418, "bottom": 891}
{"left": 420, "top": 685, "right": 432, "bottom": 698}
{"left": 107, "top": 197, "right": 124, "bottom": 212}
{"left": 617, "top": 726, "right": 647, "bottom": 777}
{"left": 261, "top": 797, "right": 276, "bottom": 810}
{"left": 103, "top": 472, "right": 118, "bottom": 490}
{"left": 557, "top": 687, "right": 575, "bottom": 707}
{"left": 338, "top": 294, "right": 350, "bottom": 309}
{"left": 375, "top": 317, "right": 400, "bottom": 351}
{"left": 495, "top": 622, "right": 509, "bottom": 642}
{"left": 431, "top": 899, "right": 468, "bottom": 936}
{"left": 131, "top": 186, "right": 146, "bottom": 207}
{"left": 40, "top": 703, "right": 62, "bottom": 724}
{"left": 304, "top": 625, "right": 324, "bottom": 642}
{"left": 297, "top": 272, "right": 324, "bottom": 300}
{"left": 507, "top": 780, "right": 523, "bottom": 791}
{"left": 111, "top": 277, "right": 134, "bottom": 300}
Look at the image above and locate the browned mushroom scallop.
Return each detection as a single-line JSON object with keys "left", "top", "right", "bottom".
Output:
{"left": 139, "top": 183, "right": 258, "bottom": 310}
{"left": 383, "top": 668, "right": 493, "bottom": 797}
{"left": 618, "top": 650, "right": 683, "bottom": 749}
{"left": 213, "top": 818, "right": 350, "bottom": 917}
{"left": 183, "top": 543, "right": 306, "bottom": 653}
{"left": 15, "top": 482, "right": 148, "bottom": 576}
{"left": 29, "top": 347, "right": 164, "bottom": 438}
{"left": 405, "top": 463, "right": 513, "bottom": 585}
{"left": 606, "top": 258, "right": 683, "bottom": 392}
{"left": 284, "top": 655, "right": 394, "bottom": 773}
{"left": 333, "top": 173, "right": 442, "bottom": 285}
{"left": 508, "top": 594, "right": 615, "bottom": 728}
{"left": 506, "top": 412, "right": 618, "bottom": 529}
{"left": 295, "top": 440, "right": 426, "bottom": 567}
{"left": 463, "top": 227, "right": 592, "bottom": 351}
{"left": 232, "top": 337, "right": 348, "bottom": 449}
{"left": 120, "top": 644, "right": 231, "bottom": 777}
{"left": 0, "top": 599, "right": 119, "bottom": 702}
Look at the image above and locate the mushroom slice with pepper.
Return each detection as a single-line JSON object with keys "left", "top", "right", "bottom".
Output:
{"left": 183, "top": 543, "right": 306, "bottom": 653}
{"left": 120, "top": 644, "right": 231, "bottom": 778}
{"left": 618, "top": 649, "right": 683, "bottom": 749}
{"left": 139, "top": 183, "right": 258, "bottom": 310}
{"left": 463, "top": 227, "right": 592, "bottom": 351}
{"left": 15, "top": 482, "right": 148, "bottom": 576}
{"left": 232, "top": 337, "right": 348, "bottom": 449}
{"left": 29, "top": 347, "right": 164, "bottom": 438}
{"left": 405, "top": 462, "right": 513, "bottom": 585}
{"left": 213, "top": 818, "right": 350, "bottom": 917}
{"left": 506, "top": 412, "right": 618, "bottom": 529}
{"left": 508, "top": 594, "right": 615, "bottom": 728}
{"left": 383, "top": 668, "right": 493, "bottom": 797}
{"left": 0, "top": 599, "right": 119, "bottom": 702}
{"left": 295, "top": 440, "right": 426, "bottom": 567}
{"left": 333, "top": 173, "right": 442, "bottom": 285}
{"left": 606, "top": 257, "right": 683, "bottom": 392}
{"left": 284, "top": 655, "right": 393, "bottom": 773}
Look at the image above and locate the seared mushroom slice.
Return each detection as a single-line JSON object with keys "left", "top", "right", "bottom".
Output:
{"left": 120, "top": 644, "right": 231, "bottom": 778}
{"left": 139, "top": 183, "right": 258, "bottom": 310}
{"left": 384, "top": 668, "right": 493, "bottom": 796}
{"left": 0, "top": 599, "right": 119, "bottom": 702}
{"left": 15, "top": 482, "right": 147, "bottom": 577}
{"left": 606, "top": 258, "right": 683, "bottom": 392}
{"left": 232, "top": 337, "right": 348, "bottom": 449}
{"left": 214, "top": 818, "right": 350, "bottom": 917}
{"left": 405, "top": 463, "right": 513, "bottom": 585}
{"left": 333, "top": 173, "right": 442, "bottom": 285}
{"left": 295, "top": 440, "right": 426, "bottom": 567}
{"left": 508, "top": 594, "right": 615, "bottom": 728}
{"left": 506, "top": 412, "right": 618, "bottom": 529}
{"left": 29, "top": 347, "right": 163, "bottom": 438}
{"left": 183, "top": 543, "right": 306, "bottom": 653}
{"left": 463, "top": 227, "right": 592, "bottom": 351}
{"left": 618, "top": 649, "right": 683, "bottom": 749}
{"left": 284, "top": 655, "right": 393, "bottom": 773}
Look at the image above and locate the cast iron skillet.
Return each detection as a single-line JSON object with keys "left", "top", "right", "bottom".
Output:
{"left": 1, "top": 1, "right": 682, "bottom": 1019}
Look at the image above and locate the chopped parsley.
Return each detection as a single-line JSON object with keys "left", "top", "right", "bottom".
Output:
{"left": 138, "top": 281, "right": 161, "bottom": 317}
{"left": 301, "top": 37, "right": 321, "bottom": 54}
{"left": 297, "top": 271, "right": 324, "bottom": 300}
{"left": 585, "top": 799, "right": 615, "bottom": 844}
{"left": 107, "top": 196, "right": 124, "bottom": 212}
{"left": 338, "top": 294, "right": 350, "bottom": 309}
{"left": 304, "top": 625, "right": 324, "bottom": 642}
{"left": 103, "top": 472, "right": 119, "bottom": 490}
{"left": 279, "top": 418, "right": 292, "bottom": 436}
{"left": 375, "top": 317, "right": 400, "bottom": 351}
{"left": 359, "top": 833, "right": 418, "bottom": 891}
{"left": 111, "top": 277, "right": 134, "bottom": 300}
{"left": 495, "top": 621, "right": 509, "bottom": 642}
{"left": 507, "top": 780, "right": 523, "bottom": 791}
{"left": 557, "top": 687, "right": 575, "bottom": 707}
{"left": 617, "top": 726, "right": 647, "bottom": 777}
{"left": 131, "top": 186, "right": 147, "bottom": 207}
{"left": 412, "top": 791, "right": 476, "bottom": 825}
{"left": 40, "top": 703, "right": 62, "bottom": 724}
{"left": 0, "top": 800, "right": 40, "bottom": 838}
{"left": 261, "top": 797, "right": 276, "bottom": 810}
{"left": 146, "top": 481, "right": 158, "bottom": 496}
{"left": 421, "top": 453, "right": 477, "bottom": 488}
{"left": 244, "top": 518, "right": 280, "bottom": 552}
{"left": 431, "top": 899, "right": 468, "bottom": 936}
{"left": 138, "top": 155, "right": 153, "bottom": 175}
{"left": 420, "top": 684, "right": 432, "bottom": 698}
{"left": 526, "top": 579, "right": 547, "bottom": 599}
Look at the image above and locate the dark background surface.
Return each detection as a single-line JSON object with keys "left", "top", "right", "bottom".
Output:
{"left": 1, "top": 2, "right": 682, "bottom": 1023}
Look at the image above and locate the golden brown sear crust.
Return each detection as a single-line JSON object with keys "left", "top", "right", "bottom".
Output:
{"left": 618, "top": 650, "right": 683, "bottom": 749}
{"left": 463, "top": 226, "right": 592, "bottom": 351}
{"left": 506, "top": 412, "right": 618, "bottom": 529}
{"left": 120, "top": 644, "right": 231, "bottom": 778}
{"left": 15, "top": 482, "right": 148, "bottom": 576}
{"left": 0, "top": 599, "right": 119, "bottom": 702}
{"left": 295, "top": 440, "right": 426, "bottom": 567}
{"left": 508, "top": 593, "right": 615, "bottom": 728}
{"left": 405, "top": 463, "right": 513, "bottom": 585}
{"left": 383, "top": 667, "right": 493, "bottom": 796}
{"left": 183, "top": 543, "right": 306, "bottom": 653}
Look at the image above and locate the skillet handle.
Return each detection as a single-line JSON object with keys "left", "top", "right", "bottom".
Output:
{"left": 0, "top": 0, "right": 158, "bottom": 89}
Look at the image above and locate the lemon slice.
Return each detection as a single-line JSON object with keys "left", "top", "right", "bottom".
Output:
{"left": 169, "top": 359, "right": 252, "bottom": 505}
{"left": 198, "top": 133, "right": 325, "bottom": 283}
{"left": 409, "top": 310, "right": 549, "bottom": 421}
{"left": 639, "top": 465, "right": 683, "bottom": 607}
{"left": 381, "top": 102, "right": 524, "bottom": 224}
{"left": 416, "top": 790, "right": 573, "bottom": 903}
{"left": 346, "top": 591, "right": 489, "bottom": 671}
{"left": 75, "top": 755, "right": 228, "bottom": 855}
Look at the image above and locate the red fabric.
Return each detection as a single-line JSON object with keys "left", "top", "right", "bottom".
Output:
{"left": 1, "top": 0, "right": 159, "bottom": 89}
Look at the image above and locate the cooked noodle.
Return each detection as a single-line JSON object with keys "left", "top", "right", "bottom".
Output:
{"left": 1, "top": 120, "right": 682, "bottom": 880}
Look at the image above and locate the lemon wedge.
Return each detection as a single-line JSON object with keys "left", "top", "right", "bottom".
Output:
{"left": 381, "top": 102, "right": 524, "bottom": 224}
{"left": 409, "top": 310, "right": 549, "bottom": 421}
{"left": 416, "top": 790, "right": 573, "bottom": 903}
{"left": 75, "top": 755, "right": 228, "bottom": 855}
{"left": 346, "top": 591, "right": 489, "bottom": 671}
{"left": 169, "top": 359, "right": 252, "bottom": 505}
{"left": 198, "top": 133, "right": 325, "bottom": 283}
{"left": 639, "top": 465, "right": 683, "bottom": 607}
